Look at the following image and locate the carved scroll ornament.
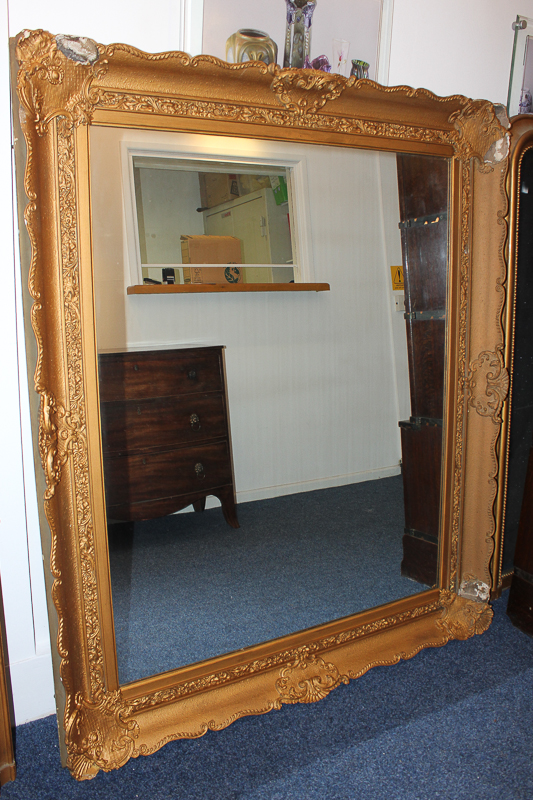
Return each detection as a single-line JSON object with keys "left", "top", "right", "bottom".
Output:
{"left": 449, "top": 100, "right": 509, "bottom": 169}
{"left": 271, "top": 69, "right": 353, "bottom": 114}
{"left": 16, "top": 29, "right": 107, "bottom": 134}
{"left": 276, "top": 653, "right": 346, "bottom": 703}
{"left": 66, "top": 691, "right": 139, "bottom": 780}
{"left": 437, "top": 591, "right": 493, "bottom": 640}
{"left": 468, "top": 346, "right": 510, "bottom": 422}
{"left": 15, "top": 29, "right": 460, "bottom": 150}
{"left": 38, "top": 392, "right": 83, "bottom": 499}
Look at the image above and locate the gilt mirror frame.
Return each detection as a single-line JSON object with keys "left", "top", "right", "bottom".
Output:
{"left": 14, "top": 29, "right": 510, "bottom": 781}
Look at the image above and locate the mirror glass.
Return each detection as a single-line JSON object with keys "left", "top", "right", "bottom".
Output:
{"left": 132, "top": 156, "right": 295, "bottom": 285}
{"left": 89, "top": 126, "right": 448, "bottom": 685}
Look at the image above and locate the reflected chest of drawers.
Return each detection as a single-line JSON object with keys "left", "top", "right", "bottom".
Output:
{"left": 98, "top": 346, "right": 239, "bottom": 528}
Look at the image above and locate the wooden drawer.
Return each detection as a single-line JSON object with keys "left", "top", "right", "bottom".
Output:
{"left": 100, "top": 393, "right": 227, "bottom": 455}
{"left": 98, "top": 345, "right": 239, "bottom": 528}
{"left": 98, "top": 348, "right": 223, "bottom": 402}
{"left": 103, "top": 441, "right": 233, "bottom": 508}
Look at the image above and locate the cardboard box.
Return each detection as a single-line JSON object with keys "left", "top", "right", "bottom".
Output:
{"left": 237, "top": 174, "right": 272, "bottom": 197}
{"left": 180, "top": 235, "right": 242, "bottom": 265}
{"left": 198, "top": 173, "right": 239, "bottom": 208}
{"left": 183, "top": 266, "right": 243, "bottom": 284}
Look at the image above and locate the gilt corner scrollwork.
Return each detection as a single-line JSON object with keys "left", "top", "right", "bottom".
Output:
{"left": 276, "top": 652, "right": 348, "bottom": 703}
{"left": 16, "top": 29, "right": 106, "bottom": 134}
{"left": 467, "top": 346, "right": 509, "bottom": 422}
{"left": 437, "top": 591, "right": 493, "bottom": 641}
{"left": 66, "top": 691, "right": 139, "bottom": 781}
{"left": 449, "top": 100, "right": 509, "bottom": 170}
{"left": 16, "top": 29, "right": 65, "bottom": 85}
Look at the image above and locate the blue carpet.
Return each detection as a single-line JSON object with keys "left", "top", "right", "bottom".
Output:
{"left": 3, "top": 597, "right": 532, "bottom": 799}
{"left": 109, "top": 476, "right": 423, "bottom": 683}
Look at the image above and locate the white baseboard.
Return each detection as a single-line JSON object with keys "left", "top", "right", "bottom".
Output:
{"left": 236, "top": 465, "right": 402, "bottom": 505}
{"left": 9, "top": 652, "right": 55, "bottom": 725}
{"left": 184, "top": 465, "right": 402, "bottom": 510}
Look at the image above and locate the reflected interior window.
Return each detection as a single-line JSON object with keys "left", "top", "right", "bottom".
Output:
{"left": 131, "top": 156, "right": 295, "bottom": 286}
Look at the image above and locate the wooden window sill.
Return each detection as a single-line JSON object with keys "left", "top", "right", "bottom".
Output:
{"left": 127, "top": 283, "right": 330, "bottom": 294}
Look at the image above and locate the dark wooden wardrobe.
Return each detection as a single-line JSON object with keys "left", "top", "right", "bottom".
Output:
{"left": 396, "top": 154, "right": 448, "bottom": 586}
{"left": 506, "top": 143, "right": 533, "bottom": 634}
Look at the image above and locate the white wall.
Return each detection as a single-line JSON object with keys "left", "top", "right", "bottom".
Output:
{"left": 388, "top": 0, "right": 533, "bottom": 104}
{"left": 202, "top": 0, "right": 381, "bottom": 79}
{"left": 3, "top": 0, "right": 530, "bottom": 724}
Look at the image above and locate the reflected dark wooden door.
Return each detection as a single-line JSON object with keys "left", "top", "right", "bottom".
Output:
{"left": 396, "top": 154, "right": 448, "bottom": 585}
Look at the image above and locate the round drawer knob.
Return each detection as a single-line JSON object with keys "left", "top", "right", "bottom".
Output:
{"left": 188, "top": 369, "right": 197, "bottom": 381}
{"left": 190, "top": 413, "right": 201, "bottom": 430}
{"left": 194, "top": 462, "right": 205, "bottom": 479}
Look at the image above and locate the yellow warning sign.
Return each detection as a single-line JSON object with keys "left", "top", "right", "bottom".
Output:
{"left": 390, "top": 265, "right": 404, "bottom": 291}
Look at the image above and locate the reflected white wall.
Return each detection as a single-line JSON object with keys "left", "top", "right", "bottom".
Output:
{"left": 91, "top": 126, "right": 407, "bottom": 501}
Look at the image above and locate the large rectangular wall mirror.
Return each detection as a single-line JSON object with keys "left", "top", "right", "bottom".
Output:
{"left": 14, "top": 30, "right": 510, "bottom": 780}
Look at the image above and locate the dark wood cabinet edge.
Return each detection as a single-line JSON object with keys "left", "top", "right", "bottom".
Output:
{"left": 0, "top": 761, "right": 16, "bottom": 789}
{"left": 99, "top": 346, "right": 239, "bottom": 529}
{"left": 127, "top": 283, "right": 330, "bottom": 295}
{"left": 106, "top": 486, "right": 238, "bottom": 526}
{"left": 490, "top": 571, "right": 513, "bottom": 599}
{"left": 506, "top": 570, "right": 533, "bottom": 636}
{"left": 400, "top": 532, "right": 438, "bottom": 587}
{"left": 0, "top": 578, "right": 15, "bottom": 788}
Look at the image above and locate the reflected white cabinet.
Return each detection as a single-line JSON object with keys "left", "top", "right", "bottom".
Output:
{"left": 203, "top": 188, "right": 293, "bottom": 282}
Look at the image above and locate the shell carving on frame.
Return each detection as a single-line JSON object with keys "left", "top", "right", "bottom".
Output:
{"left": 276, "top": 653, "right": 347, "bottom": 703}
{"left": 271, "top": 69, "right": 353, "bottom": 114}
{"left": 468, "top": 346, "right": 509, "bottom": 422}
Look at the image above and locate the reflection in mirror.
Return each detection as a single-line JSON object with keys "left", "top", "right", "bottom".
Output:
{"left": 396, "top": 154, "right": 449, "bottom": 587}
{"left": 131, "top": 156, "right": 295, "bottom": 286}
{"left": 89, "top": 128, "right": 448, "bottom": 685}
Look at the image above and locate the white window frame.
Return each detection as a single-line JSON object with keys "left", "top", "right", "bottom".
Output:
{"left": 121, "top": 141, "right": 314, "bottom": 287}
